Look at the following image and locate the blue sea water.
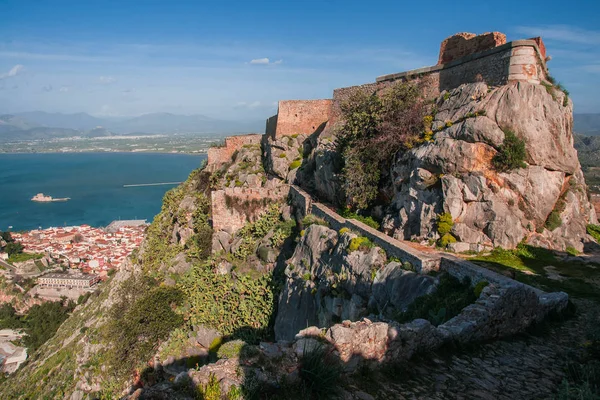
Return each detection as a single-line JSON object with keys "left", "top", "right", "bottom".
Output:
{"left": 0, "top": 153, "right": 206, "bottom": 231}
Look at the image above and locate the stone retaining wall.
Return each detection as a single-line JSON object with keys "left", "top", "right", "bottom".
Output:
{"left": 207, "top": 134, "right": 262, "bottom": 169}
{"left": 291, "top": 185, "right": 439, "bottom": 272}
{"left": 211, "top": 186, "right": 290, "bottom": 233}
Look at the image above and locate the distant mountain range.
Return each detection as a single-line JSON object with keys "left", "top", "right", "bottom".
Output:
{"left": 574, "top": 113, "right": 600, "bottom": 136}
{"left": 0, "top": 111, "right": 265, "bottom": 142}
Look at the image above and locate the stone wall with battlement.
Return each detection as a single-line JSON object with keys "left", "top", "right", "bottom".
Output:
{"left": 377, "top": 39, "right": 548, "bottom": 94}
{"left": 266, "top": 34, "right": 549, "bottom": 137}
{"left": 211, "top": 186, "right": 290, "bottom": 233}
{"left": 207, "top": 134, "right": 262, "bottom": 169}
{"left": 266, "top": 99, "right": 333, "bottom": 138}
{"left": 438, "top": 32, "right": 507, "bottom": 65}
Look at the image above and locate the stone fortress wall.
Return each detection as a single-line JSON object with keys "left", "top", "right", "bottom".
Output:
{"left": 206, "top": 134, "right": 262, "bottom": 168}
{"left": 265, "top": 99, "right": 333, "bottom": 138}
{"left": 266, "top": 32, "right": 549, "bottom": 140}
{"left": 211, "top": 186, "right": 290, "bottom": 233}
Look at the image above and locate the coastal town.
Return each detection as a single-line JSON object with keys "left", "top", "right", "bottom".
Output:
{"left": 9, "top": 220, "right": 147, "bottom": 275}
{"left": 0, "top": 220, "right": 148, "bottom": 374}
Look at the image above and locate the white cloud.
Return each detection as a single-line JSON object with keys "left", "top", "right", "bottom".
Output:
{"left": 59, "top": 86, "right": 70, "bottom": 92}
{"left": 0, "top": 64, "right": 24, "bottom": 80}
{"left": 249, "top": 58, "right": 283, "bottom": 65}
{"left": 515, "top": 25, "right": 600, "bottom": 45}
{"left": 250, "top": 58, "right": 270, "bottom": 65}
{"left": 42, "top": 85, "right": 53, "bottom": 92}
{"left": 99, "top": 76, "right": 116, "bottom": 84}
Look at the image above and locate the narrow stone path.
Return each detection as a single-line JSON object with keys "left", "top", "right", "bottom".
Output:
{"left": 344, "top": 299, "right": 595, "bottom": 400}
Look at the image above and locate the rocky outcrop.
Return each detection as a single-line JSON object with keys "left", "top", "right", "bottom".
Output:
{"left": 382, "top": 81, "right": 596, "bottom": 251}
{"left": 274, "top": 224, "right": 442, "bottom": 340}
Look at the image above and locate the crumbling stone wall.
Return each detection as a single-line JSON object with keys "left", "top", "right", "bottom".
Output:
{"left": 438, "top": 32, "right": 506, "bottom": 64}
{"left": 207, "top": 134, "right": 262, "bottom": 169}
{"left": 211, "top": 186, "right": 289, "bottom": 233}
{"left": 270, "top": 99, "right": 333, "bottom": 137}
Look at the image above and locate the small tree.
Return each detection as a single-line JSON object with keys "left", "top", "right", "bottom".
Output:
{"left": 5, "top": 242, "right": 23, "bottom": 257}
{"left": 493, "top": 130, "right": 527, "bottom": 172}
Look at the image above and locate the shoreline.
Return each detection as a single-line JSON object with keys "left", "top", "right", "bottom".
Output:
{"left": 0, "top": 150, "right": 208, "bottom": 156}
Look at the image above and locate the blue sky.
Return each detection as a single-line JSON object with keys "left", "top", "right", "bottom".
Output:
{"left": 1, "top": 0, "right": 599, "bottom": 120}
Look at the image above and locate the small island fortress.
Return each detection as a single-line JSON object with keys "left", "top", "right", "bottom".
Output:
{"left": 31, "top": 193, "right": 70, "bottom": 202}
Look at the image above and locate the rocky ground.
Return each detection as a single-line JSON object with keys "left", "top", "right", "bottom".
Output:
{"left": 343, "top": 298, "right": 595, "bottom": 399}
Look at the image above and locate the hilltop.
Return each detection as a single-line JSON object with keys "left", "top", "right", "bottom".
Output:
{"left": 0, "top": 112, "right": 265, "bottom": 141}
{"left": 1, "top": 32, "right": 600, "bottom": 400}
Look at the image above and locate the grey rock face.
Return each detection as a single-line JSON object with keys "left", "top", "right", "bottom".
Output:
{"left": 383, "top": 81, "right": 596, "bottom": 250}
{"left": 275, "top": 225, "right": 442, "bottom": 341}
{"left": 370, "top": 262, "right": 438, "bottom": 318}
{"left": 263, "top": 133, "right": 307, "bottom": 181}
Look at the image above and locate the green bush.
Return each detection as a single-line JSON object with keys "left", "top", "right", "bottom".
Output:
{"left": 5, "top": 242, "right": 24, "bottom": 257}
{"left": 339, "top": 227, "right": 350, "bottom": 235}
{"left": 492, "top": 130, "right": 527, "bottom": 172}
{"left": 216, "top": 340, "right": 247, "bottom": 359}
{"left": 436, "top": 212, "right": 453, "bottom": 235}
{"left": 337, "top": 81, "right": 426, "bottom": 210}
{"left": 7, "top": 251, "right": 43, "bottom": 263}
{"left": 438, "top": 233, "right": 457, "bottom": 248}
{"left": 340, "top": 208, "right": 380, "bottom": 229}
{"left": 179, "top": 261, "right": 274, "bottom": 341}
{"left": 301, "top": 214, "right": 329, "bottom": 228}
{"left": 566, "top": 246, "right": 579, "bottom": 257}
{"left": 348, "top": 236, "right": 374, "bottom": 252}
{"left": 545, "top": 210, "right": 563, "bottom": 231}
{"left": 298, "top": 344, "right": 342, "bottom": 399}
{"left": 289, "top": 159, "right": 302, "bottom": 170}
{"left": 22, "top": 300, "right": 75, "bottom": 351}
{"left": 105, "top": 279, "right": 184, "bottom": 375}
{"left": 587, "top": 224, "right": 600, "bottom": 242}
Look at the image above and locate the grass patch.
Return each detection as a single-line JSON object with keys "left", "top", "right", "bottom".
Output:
{"left": 7, "top": 252, "right": 44, "bottom": 263}
{"left": 492, "top": 129, "right": 527, "bottom": 172}
{"left": 348, "top": 236, "right": 374, "bottom": 253}
{"left": 588, "top": 224, "right": 600, "bottom": 243}
{"left": 471, "top": 244, "right": 600, "bottom": 299}
{"left": 301, "top": 214, "right": 329, "bottom": 228}
{"left": 340, "top": 208, "right": 380, "bottom": 229}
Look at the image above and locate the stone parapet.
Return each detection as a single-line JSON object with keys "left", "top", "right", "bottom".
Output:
{"left": 438, "top": 32, "right": 507, "bottom": 65}
{"left": 207, "top": 134, "right": 262, "bottom": 169}
{"left": 377, "top": 39, "right": 548, "bottom": 89}
{"left": 269, "top": 99, "right": 333, "bottom": 138}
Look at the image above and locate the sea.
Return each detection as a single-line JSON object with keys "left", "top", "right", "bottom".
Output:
{"left": 0, "top": 152, "right": 206, "bottom": 231}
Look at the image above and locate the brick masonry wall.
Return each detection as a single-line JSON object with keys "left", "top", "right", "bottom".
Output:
{"left": 211, "top": 186, "right": 290, "bottom": 233}
{"left": 438, "top": 32, "right": 506, "bottom": 65}
{"left": 207, "top": 134, "right": 262, "bottom": 168}
{"left": 273, "top": 100, "right": 333, "bottom": 137}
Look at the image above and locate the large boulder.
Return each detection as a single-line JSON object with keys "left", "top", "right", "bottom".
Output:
{"left": 383, "top": 81, "right": 596, "bottom": 251}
